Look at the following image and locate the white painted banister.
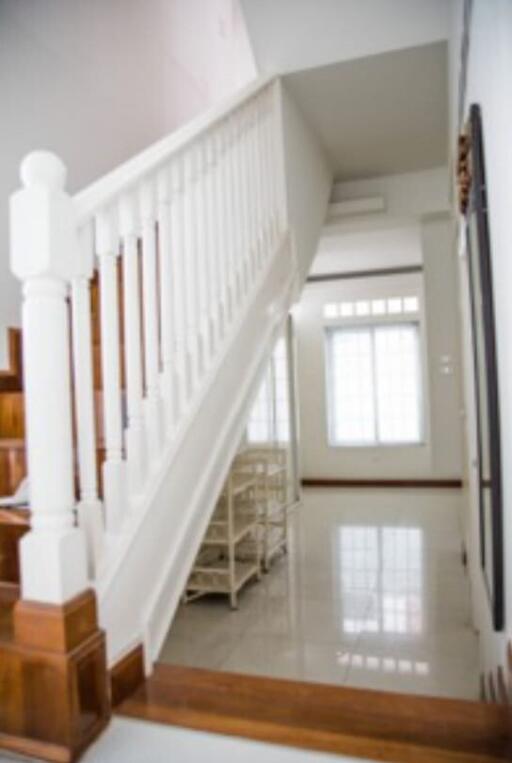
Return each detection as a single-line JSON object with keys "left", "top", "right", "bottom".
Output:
{"left": 10, "top": 77, "right": 295, "bottom": 659}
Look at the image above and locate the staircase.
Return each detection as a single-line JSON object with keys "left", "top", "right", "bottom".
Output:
{"left": 2, "top": 64, "right": 508, "bottom": 763}
{"left": 0, "top": 74, "right": 303, "bottom": 759}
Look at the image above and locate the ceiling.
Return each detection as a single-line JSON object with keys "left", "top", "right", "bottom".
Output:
{"left": 283, "top": 41, "right": 448, "bottom": 181}
{"left": 240, "top": 0, "right": 449, "bottom": 75}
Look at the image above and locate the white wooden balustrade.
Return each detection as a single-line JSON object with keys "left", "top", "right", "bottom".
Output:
{"left": 10, "top": 76, "right": 291, "bottom": 615}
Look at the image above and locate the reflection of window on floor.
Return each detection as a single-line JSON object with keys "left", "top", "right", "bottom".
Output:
{"left": 336, "top": 649, "right": 429, "bottom": 677}
{"left": 325, "top": 323, "right": 423, "bottom": 446}
{"left": 247, "top": 337, "right": 290, "bottom": 444}
{"left": 338, "top": 526, "right": 423, "bottom": 635}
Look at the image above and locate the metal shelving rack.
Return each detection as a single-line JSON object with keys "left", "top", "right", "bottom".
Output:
{"left": 184, "top": 468, "right": 262, "bottom": 609}
{"left": 233, "top": 446, "right": 289, "bottom": 571}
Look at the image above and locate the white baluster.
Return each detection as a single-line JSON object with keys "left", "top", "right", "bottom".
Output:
{"left": 254, "top": 96, "right": 269, "bottom": 262}
{"left": 71, "top": 223, "right": 104, "bottom": 577}
{"left": 119, "top": 193, "right": 147, "bottom": 495}
{"left": 218, "top": 124, "right": 236, "bottom": 325}
{"left": 248, "top": 100, "right": 265, "bottom": 274}
{"left": 243, "top": 104, "right": 258, "bottom": 283}
{"left": 203, "top": 135, "right": 221, "bottom": 352}
{"left": 212, "top": 128, "right": 228, "bottom": 338}
{"left": 139, "top": 180, "right": 164, "bottom": 464}
{"left": 157, "top": 168, "right": 176, "bottom": 435}
{"left": 273, "top": 79, "right": 289, "bottom": 236}
{"left": 228, "top": 114, "right": 244, "bottom": 307}
{"left": 236, "top": 108, "right": 251, "bottom": 296}
{"left": 10, "top": 151, "right": 88, "bottom": 602}
{"left": 96, "top": 207, "right": 126, "bottom": 534}
{"left": 225, "top": 119, "right": 242, "bottom": 313}
{"left": 169, "top": 159, "right": 189, "bottom": 411}
{"left": 265, "top": 88, "right": 280, "bottom": 245}
{"left": 194, "top": 144, "right": 214, "bottom": 367}
{"left": 183, "top": 150, "right": 202, "bottom": 388}
{"left": 259, "top": 92, "right": 275, "bottom": 251}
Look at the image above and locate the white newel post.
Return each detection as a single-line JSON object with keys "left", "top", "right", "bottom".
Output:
{"left": 96, "top": 208, "right": 126, "bottom": 533}
{"left": 10, "top": 151, "right": 88, "bottom": 603}
{"left": 119, "top": 193, "right": 147, "bottom": 495}
{"left": 71, "top": 223, "right": 105, "bottom": 576}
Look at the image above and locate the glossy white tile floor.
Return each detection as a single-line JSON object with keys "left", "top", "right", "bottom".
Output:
{"left": 0, "top": 718, "right": 375, "bottom": 763}
{"left": 160, "top": 488, "right": 480, "bottom": 700}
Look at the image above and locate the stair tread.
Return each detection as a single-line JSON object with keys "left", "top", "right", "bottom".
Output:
{"left": 0, "top": 508, "right": 30, "bottom": 525}
{"left": 116, "top": 664, "right": 512, "bottom": 763}
{"left": 0, "top": 438, "right": 24, "bottom": 448}
{"left": 0, "top": 600, "right": 15, "bottom": 643}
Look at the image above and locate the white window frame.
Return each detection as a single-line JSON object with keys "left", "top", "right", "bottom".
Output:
{"left": 324, "top": 320, "right": 425, "bottom": 448}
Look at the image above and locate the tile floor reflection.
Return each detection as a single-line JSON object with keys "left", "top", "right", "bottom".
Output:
{"left": 159, "top": 488, "right": 479, "bottom": 699}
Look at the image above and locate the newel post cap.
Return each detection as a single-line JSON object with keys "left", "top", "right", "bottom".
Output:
{"left": 20, "top": 151, "right": 67, "bottom": 191}
{"left": 10, "top": 151, "right": 81, "bottom": 282}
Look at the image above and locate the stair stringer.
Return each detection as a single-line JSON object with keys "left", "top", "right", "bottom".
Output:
{"left": 96, "top": 234, "right": 298, "bottom": 667}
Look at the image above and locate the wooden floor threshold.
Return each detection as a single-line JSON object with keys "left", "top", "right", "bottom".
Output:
{"left": 116, "top": 664, "right": 512, "bottom": 763}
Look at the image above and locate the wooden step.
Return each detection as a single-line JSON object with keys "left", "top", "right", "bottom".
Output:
{"left": 0, "top": 508, "right": 30, "bottom": 591}
{"left": 0, "top": 329, "right": 22, "bottom": 393}
{"left": 116, "top": 664, "right": 512, "bottom": 763}
{"left": 0, "top": 439, "right": 26, "bottom": 497}
{"left": 0, "top": 393, "right": 24, "bottom": 439}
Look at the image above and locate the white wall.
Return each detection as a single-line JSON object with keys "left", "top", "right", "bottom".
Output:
{"left": 295, "top": 168, "right": 464, "bottom": 480}
{"left": 241, "top": 0, "right": 449, "bottom": 75}
{"left": 0, "top": 0, "right": 255, "bottom": 350}
{"left": 280, "top": 84, "right": 333, "bottom": 284}
{"left": 451, "top": 0, "right": 512, "bottom": 678}
{"left": 312, "top": 224, "right": 423, "bottom": 276}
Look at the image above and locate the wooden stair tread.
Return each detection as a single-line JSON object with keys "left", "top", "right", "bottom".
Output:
{"left": 0, "top": 600, "right": 15, "bottom": 643}
{"left": 0, "top": 438, "right": 24, "bottom": 448}
{"left": 0, "top": 508, "right": 29, "bottom": 525}
{"left": 116, "top": 664, "right": 512, "bottom": 763}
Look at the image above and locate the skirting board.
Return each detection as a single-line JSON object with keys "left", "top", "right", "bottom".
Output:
{"left": 110, "top": 644, "right": 145, "bottom": 707}
{"left": 302, "top": 478, "right": 463, "bottom": 489}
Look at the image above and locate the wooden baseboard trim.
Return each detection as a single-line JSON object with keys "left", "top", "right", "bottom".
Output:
{"left": 116, "top": 664, "right": 512, "bottom": 763}
{"left": 302, "top": 478, "right": 463, "bottom": 489}
{"left": 110, "top": 643, "right": 145, "bottom": 707}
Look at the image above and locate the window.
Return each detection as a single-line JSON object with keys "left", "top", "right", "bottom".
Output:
{"left": 247, "top": 337, "right": 291, "bottom": 444}
{"left": 273, "top": 338, "right": 290, "bottom": 443}
{"left": 246, "top": 367, "right": 273, "bottom": 443}
{"left": 323, "top": 295, "right": 419, "bottom": 320}
{"left": 326, "top": 323, "right": 423, "bottom": 446}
